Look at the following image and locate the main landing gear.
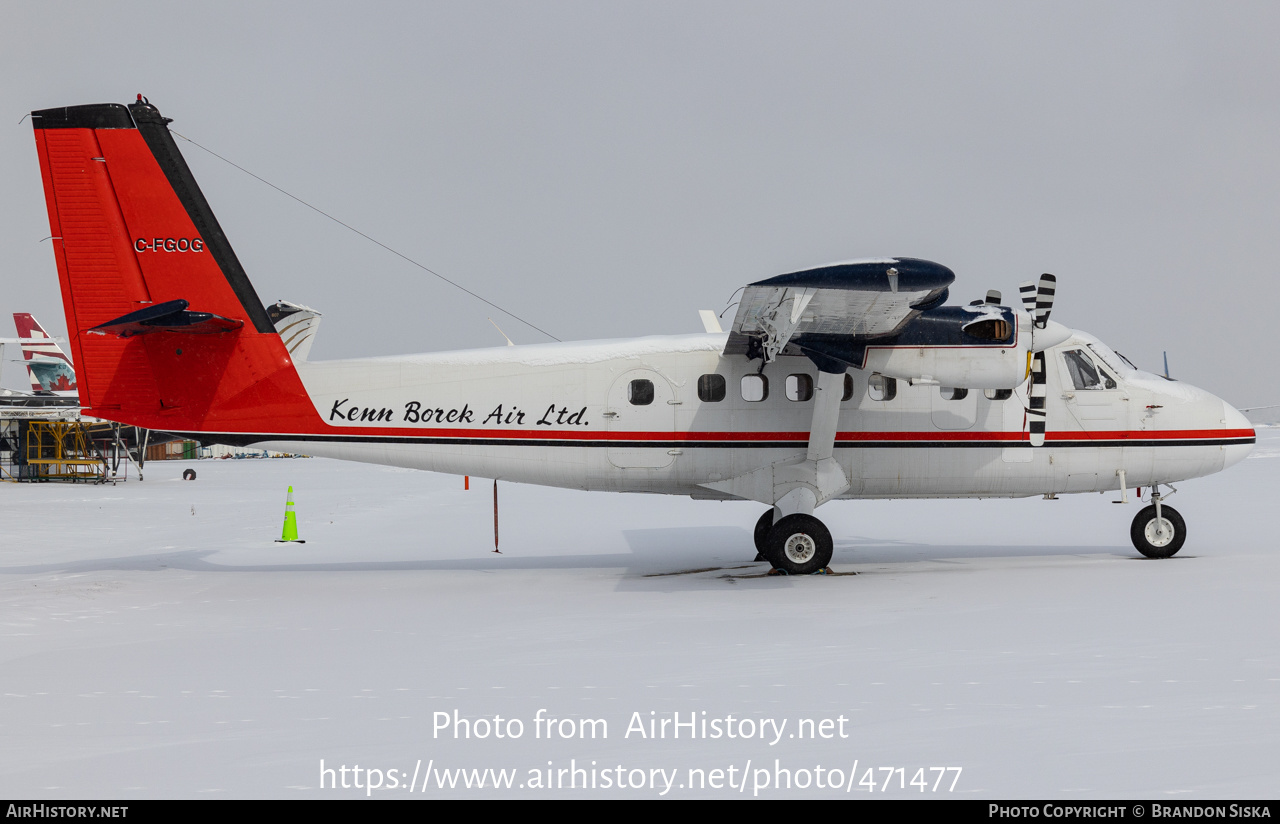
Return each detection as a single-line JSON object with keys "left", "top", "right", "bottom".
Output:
{"left": 1130, "top": 486, "right": 1186, "bottom": 558}
{"left": 753, "top": 509, "right": 773, "bottom": 562}
{"left": 753, "top": 509, "right": 834, "bottom": 574}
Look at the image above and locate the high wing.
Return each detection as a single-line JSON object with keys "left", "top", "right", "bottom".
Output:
{"left": 724, "top": 257, "right": 954, "bottom": 369}
{"left": 708, "top": 258, "right": 954, "bottom": 530}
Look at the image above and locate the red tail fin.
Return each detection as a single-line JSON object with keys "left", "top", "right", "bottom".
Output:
{"left": 31, "top": 101, "right": 315, "bottom": 432}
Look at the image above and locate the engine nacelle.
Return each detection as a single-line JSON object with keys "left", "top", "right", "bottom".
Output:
{"left": 789, "top": 302, "right": 1072, "bottom": 388}
{"left": 865, "top": 343, "right": 1027, "bottom": 389}
{"left": 860, "top": 306, "right": 1033, "bottom": 390}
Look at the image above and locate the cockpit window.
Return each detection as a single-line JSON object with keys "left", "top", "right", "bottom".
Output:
{"left": 1063, "top": 350, "right": 1102, "bottom": 390}
{"left": 1113, "top": 349, "right": 1139, "bottom": 371}
{"left": 1063, "top": 349, "right": 1118, "bottom": 390}
{"left": 1087, "top": 342, "right": 1134, "bottom": 375}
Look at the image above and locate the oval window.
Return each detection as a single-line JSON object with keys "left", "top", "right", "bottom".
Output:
{"left": 785, "top": 374, "right": 813, "bottom": 402}
{"left": 741, "top": 374, "right": 768, "bottom": 402}
{"left": 698, "top": 374, "right": 726, "bottom": 402}
{"left": 868, "top": 374, "right": 896, "bottom": 401}
{"left": 628, "top": 379, "right": 654, "bottom": 405}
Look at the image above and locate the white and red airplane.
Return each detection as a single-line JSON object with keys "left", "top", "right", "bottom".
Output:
{"left": 0, "top": 314, "right": 76, "bottom": 397}
{"left": 10, "top": 313, "right": 77, "bottom": 394}
{"left": 28, "top": 99, "right": 1254, "bottom": 571}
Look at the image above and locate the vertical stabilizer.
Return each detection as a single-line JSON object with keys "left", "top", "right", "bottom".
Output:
{"left": 30, "top": 99, "right": 315, "bottom": 432}
{"left": 12, "top": 313, "right": 76, "bottom": 392}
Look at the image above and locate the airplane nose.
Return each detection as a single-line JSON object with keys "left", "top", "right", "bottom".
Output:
{"left": 1222, "top": 401, "right": 1255, "bottom": 469}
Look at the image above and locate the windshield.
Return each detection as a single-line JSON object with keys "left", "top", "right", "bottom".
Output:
{"left": 1087, "top": 341, "right": 1135, "bottom": 375}
{"left": 1112, "top": 350, "right": 1139, "bottom": 370}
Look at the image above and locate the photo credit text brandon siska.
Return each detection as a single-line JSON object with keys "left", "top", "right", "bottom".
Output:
{"left": 988, "top": 806, "right": 1274, "bottom": 820}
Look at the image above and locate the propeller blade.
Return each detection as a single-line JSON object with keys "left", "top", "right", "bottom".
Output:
{"left": 1027, "top": 350, "right": 1047, "bottom": 446}
{"left": 985, "top": 289, "right": 1002, "bottom": 305}
{"left": 1020, "top": 275, "right": 1057, "bottom": 444}
{"left": 1023, "top": 273, "right": 1067, "bottom": 350}
{"left": 1033, "top": 274, "right": 1056, "bottom": 328}
{"left": 1019, "top": 280, "right": 1037, "bottom": 315}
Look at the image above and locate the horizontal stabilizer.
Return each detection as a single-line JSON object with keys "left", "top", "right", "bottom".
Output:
{"left": 89, "top": 299, "right": 243, "bottom": 338}
{"left": 268, "top": 301, "right": 323, "bottom": 361}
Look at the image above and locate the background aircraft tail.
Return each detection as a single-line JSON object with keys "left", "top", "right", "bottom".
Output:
{"left": 30, "top": 99, "right": 316, "bottom": 433}
{"left": 12, "top": 313, "right": 76, "bottom": 392}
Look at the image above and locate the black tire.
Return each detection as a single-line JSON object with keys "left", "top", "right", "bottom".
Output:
{"left": 753, "top": 509, "right": 774, "bottom": 561}
{"left": 765, "top": 514, "right": 833, "bottom": 574}
{"left": 182, "top": 468, "right": 196, "bottom": 481}
{"left": 1131, "top": 504, "right": 1185, "bottom": 558}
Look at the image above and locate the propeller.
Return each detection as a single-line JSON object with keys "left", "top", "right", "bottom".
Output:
{"left": 1018, "top": 274, "right": 1058, "bottom": 447}
{"left": 1020, "top": 274, "right": 1055, "bottom": 329}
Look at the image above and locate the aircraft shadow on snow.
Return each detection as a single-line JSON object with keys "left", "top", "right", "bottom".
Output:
{"left": 0, "top": 526, "right": 1131, "bottom": 592}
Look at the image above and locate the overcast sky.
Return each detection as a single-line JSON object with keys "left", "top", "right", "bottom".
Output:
{"left": 1, "top": 1, "right": 1277, "bottom": 405}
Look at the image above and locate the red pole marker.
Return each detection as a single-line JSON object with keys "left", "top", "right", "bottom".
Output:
{"left": 493, "top": 479, "right": 501, "bottom": 554}
{"left": 465, "top": 475, "right": 469, "bottom": 490}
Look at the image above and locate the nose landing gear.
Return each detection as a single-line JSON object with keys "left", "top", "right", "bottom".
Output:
{"left": 1130, "top": 486, "right": 1186, "bottom": 558}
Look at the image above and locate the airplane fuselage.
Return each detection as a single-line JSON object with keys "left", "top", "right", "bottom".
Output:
{"left": 232, "top": 330, "right": 1252, "bottom": 502}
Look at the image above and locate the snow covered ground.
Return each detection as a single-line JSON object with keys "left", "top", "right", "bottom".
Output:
{"left": 2, "top": 433, "right": 1278, "bottom": 799}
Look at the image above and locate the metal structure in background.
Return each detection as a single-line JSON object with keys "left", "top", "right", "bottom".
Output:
{"left": 0, "top": 398, "right": 150, "bottom": 482}
{"left": 22, "top": 419, "right": 108, "bottom": 482}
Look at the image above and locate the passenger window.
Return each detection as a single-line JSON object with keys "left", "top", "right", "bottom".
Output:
{"left": 697, "top": 374, "right": 726, "bottom": 402}
{"left": 867, "top": 374, "right": 896, "bottom": 401}
{"left": 1063, "top": 350, "right": 1102, "bottom": 390}
{"left": 940, "top": 387, "right": 968, "bottom": 401}
{"left": 842, "top": 373, "right": 854, "bottom": 401}
{"left": 741, "top": 374, "right": 768, "bottom": 402}
{"left": 985, "top": 388, "right": 1013, "bottom": 401}
{"left": 628, "top": 379, "right": 654, "bottom": 405}
{"left": 785, "top": 374, "right": 813, "bottom": 402}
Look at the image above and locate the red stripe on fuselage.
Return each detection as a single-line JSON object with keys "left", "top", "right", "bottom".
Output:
{"left": 187, "top": 426, "right": 1257, "bottom": 444}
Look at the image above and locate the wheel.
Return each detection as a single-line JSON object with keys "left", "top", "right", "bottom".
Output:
{"left": 753, "top": 509, "right": 774, "bottom": 562}
{"left": 1130, "top": 504, "right": 1185, "bottom": 558}
{"left": 764, "top": 514, "right": 833, "bottom": 574}
{"left": 182, "top": 468, "right": 196, "bottom": 481}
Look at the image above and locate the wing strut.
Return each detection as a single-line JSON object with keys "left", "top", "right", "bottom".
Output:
{"left": 698, "top": 368, "right": 850, "bottom": 517}
{"left": 806, "top": 370, "right": 844, "bottom": 464}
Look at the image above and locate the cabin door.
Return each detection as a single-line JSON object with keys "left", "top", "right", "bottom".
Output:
{"left": 605, "top": 369, "right": 677, "bottom": 468}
